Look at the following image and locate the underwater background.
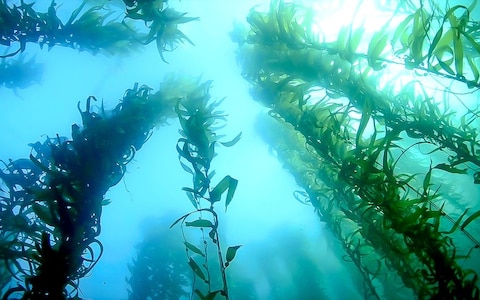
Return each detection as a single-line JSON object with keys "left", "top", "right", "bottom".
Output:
{"left": 1, "top": 0, "right": 480, "bottom": 299}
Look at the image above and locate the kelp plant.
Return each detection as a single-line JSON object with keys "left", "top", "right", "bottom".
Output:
{"left": 0, "top": 52, "right": 43, "bottom": 91}
{"left": 170, "top": 79, "right": 242, "bottom": 300}
{"left": 232, "top": 0, "right": 480, "bottom": 299}
{"left": 0, "top": 78, "right": 194, "bottom": 299}
{"left": 0, "top": 0, "right": 197, "bottom": 59}
{"left": 126, "top": 218, "right": 190, "bottom": 300}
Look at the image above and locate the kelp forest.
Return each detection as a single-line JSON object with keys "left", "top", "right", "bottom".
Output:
{"left": 0, "top": 0, "right": 480, "bottom": 299}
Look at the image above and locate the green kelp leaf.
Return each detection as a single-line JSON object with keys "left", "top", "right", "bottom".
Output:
{"left": 428, "top": 26, "right": 444, "bottom": 64}
{"left": 434, "top": 163, "right": 467, "bottom": 174}
{"left": 346, "top": 27, "right": 364, "bottom": 61}
{"left": 170, "top": 214, "right": 189, "bottom": 228}
{"left": 188, "top": 257, "right": 207, "bottom": 282}
{"left": 209, "top": 175, "right": 238, "bottom": 210}
{"left": 207, "top": 142, "right": 216, "bottom": 163}
{"left": 435, "top": 53, "right": 456, "bottom": 75}
{"left": 431, "top": 202, "right": 445, "bottom": 231}
{"left": 194, "top": 289, "right": 220, "bottom": 300}
{"left": 392, "top": 13, "right": 414, "bottom": 53}
{"left": 185, "top": 190, "right": 198, "bottom": 209}
{"left": 423, "top": 164, "right": 433, "bottom": 192}
{"left": 453, "top": 32, "right": 464, "bottom": 78}
{"left": 182, "top": 186, "right": 204, "bottom": 206}
{"left": 194, "top": 289, "right": 206, "bottom": 300}
{"left": 225, "top": 245, "right": 242, "bottom": 266}
{"left": 410, "top": 8, "right": 430, "bottom": 64}
{"left": 208, "top": 170, "right": 216, "bottom": 180}
{"left": 184, "top": 241, "right": 205, "bottom": 257}
{"left": 179, "top": 160, "right": 193, "bottom": 174}
{"left": 205, "top": 291, "right": 221, "bottom": 300}
{"left": 461, "top": 209, "right": 480, "bottom": 231}
{"left": 225, "top": 177, "right": 238, "bottom": 210}
{"left": 461, "top": 30, "right": 480, "bottom": 54}
{"left": 355, "top": 97, "right": 372, "bottom": 146}
{"left": 431, "top": 34, "right": 454, "bottom": 72}
{"left": 397, "top": 173, "right": 418, "bottom": 187}
{"left": 220, "top": 132, "right": 242, "bottom": 147}
{"left": 422, "top": 210, "right": 444, "bottom": 223}
{"left": 442, "top": 208, "right": 470, "bottom": 234}
{"left": 176, "top": 139, "right": 195, "bottom": 165}
{"left": 445, "top": 6, "right": 470, "bottom": 79}
{"left": 101, "top": 198, "right": 112, "bottom": 206}
{"left": 185, "top": 219, "right": 214, "bottom": 228}
{"left": 182, "top": 187, "right": 197, "bottom": 194}
{"left": 65, "top": 0, "right": 89, "bottom": 26}
{"left": 367, "top": 29, "right": 388, "bottom": 70}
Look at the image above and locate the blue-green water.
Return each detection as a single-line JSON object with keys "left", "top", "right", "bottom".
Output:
{"left": 0, "top": 1, "right": 364, "bottom": 299}
{"left": 1, "top": 1, "right": 480, "bottom": 299}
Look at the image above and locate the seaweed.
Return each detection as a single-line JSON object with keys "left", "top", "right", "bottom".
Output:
{"left": 0, "top": 77, "right": 197, "bottom": 299}
{"left": 169, "top": 78, "right": 241, "bottom": 300}
{"left": 126, "top": 218, "right": 190, "bottom": 300}
{"left": 123, "top": 3, "right": 199, "bottom": 62}
{"left": 0, "top": 52, "right": 43, "bottom": 92}
{"left": 233, "top": 0, "right": 480, "bottom": 298}
{"left": 0, "top": 0, "right": 197, "bottom": 58}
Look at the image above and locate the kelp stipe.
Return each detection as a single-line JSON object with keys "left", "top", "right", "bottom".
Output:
{"left": 0, "top": 79, "right": 192, "bottom": 299}
{"left": 170, "top": 78, "right": 242, "bottom": 300}
{"left": 233, "top": 0, "right": 480, "bottom": 298}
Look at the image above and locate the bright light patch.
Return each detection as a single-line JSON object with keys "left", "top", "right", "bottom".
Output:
{"left": 303, "top": 0, "right": 465, "bottom": 115}
{"left": 308, "top": 0, "right": 401, "bottom": 41}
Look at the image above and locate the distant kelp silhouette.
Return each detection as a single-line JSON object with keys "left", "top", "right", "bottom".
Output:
{"left": 0, "top": 53, "right": 43, "bottom": 91}
{"left": 127, "top": 218, "right": 190, "bottom": 300}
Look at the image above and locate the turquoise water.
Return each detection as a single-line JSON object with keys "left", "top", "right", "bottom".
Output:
{"left": 1, "top": 1, "right": 480, "bottom": 299}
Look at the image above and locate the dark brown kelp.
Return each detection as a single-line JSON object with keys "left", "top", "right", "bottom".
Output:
{"left": 0, "top": 78, "right": 194, "bottom": 299}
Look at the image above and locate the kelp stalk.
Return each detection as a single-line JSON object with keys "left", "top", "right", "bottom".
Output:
{"left": 170, "top": 79, "right": 241, "bottom": 300}
{"left": 0, "top": 79, "right": 186, "bottom": 298}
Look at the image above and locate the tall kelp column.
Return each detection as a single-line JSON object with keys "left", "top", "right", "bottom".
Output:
{"left": 0, "top": 78, "right": 206, "bottom": 298}
{"left": 232, "top": 0, "right": 480, "bottom": 299}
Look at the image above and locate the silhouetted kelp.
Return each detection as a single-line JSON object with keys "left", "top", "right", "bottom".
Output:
{"left": 126, "top": 219, "right": 190, "bottom": 300}
{"left": 123, "top": 1, "right": 199, "bottom": 62}
{"left": 0, "top": 53, "right": 43, "bottom": 91}
{"left": 169, "top": 79, "right": 242, "bottom": 300}
{"left": 233, "top": 0, "right": 480, "bottom": 298}
{"left": 0, "top": 0, "right": 197, "bottom": 58}
{"left": 0, "top": 77, "right": 201, "bottom": 299}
